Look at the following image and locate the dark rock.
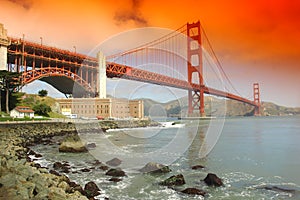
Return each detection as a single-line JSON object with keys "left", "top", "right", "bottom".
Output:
{"left": 68, "top": 181, "right": 78, "bottom": 188}
{"left": 108, "top": 177, "right": 122, "bottom": 182}
{"left": 84, "top": 181, "right": 100, "bottom": 198}
{"left": 159, "top": 174, "right": 185, "bottom": 186}
{"left": 49, "top": 169, "right": 60, "bottom": 176}
{"left": 0, "top": 183, "right": 3, "bottom": 188}
{"left": 92, "top": 160, "right": 102, "bottom": 166}
{"left": 35, "top": 153, "right": 43, "bottom": 158}
{"left": 99, "top": 165, "right": 109, "bottom": 171}
{"left": 261, "top": 185, "right": 296, "bottom": 194}
{"left": 81, "top": 168, "right": 91, "bottom": 172}
{"left": 203, "top": 173, "right": 223, "bottom": 187}
{"left": 191, "top": 165, "right": 205, "bottom": 170}
{"left": 33, "top": 163, "right": 41, "bottom": 168}
{"left": 181, "top": 188, "right": 206, "bottom": 196}
{"left": 53, "top": 162, "right": 64, "bottom": 170}
{"left": 139, "top": 162, "right": 171, "bottom": 173}
{"left": 62, "top": 168, "right": 70, "bottom": 173}
{"left": 86, "top": 143, "right": 96, "bottom": 148}
{"left": 105, "top": 168, "right": 126, "bottom": 177}
{"left": 106, "top": 158, "right": 122, "bottom": 167}
{"left": 28, "top": 150, "right": 36, "bottom": 155}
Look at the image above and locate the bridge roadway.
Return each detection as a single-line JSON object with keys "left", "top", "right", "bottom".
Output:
{"left": 7, "top": 37, "right": 257, "bottom": 107}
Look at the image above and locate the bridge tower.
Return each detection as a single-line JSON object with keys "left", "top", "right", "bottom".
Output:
{"left": 97, "top": 52, "right": 107, "bottom": 98}
{"left": 0, "top": 23, "right": 9, "bottom": 71}
{"left": 187, "top": 21, "right": 205, "bottom": 117}
{"left": 253, "top": 83, "right": 260, "bottom": 116}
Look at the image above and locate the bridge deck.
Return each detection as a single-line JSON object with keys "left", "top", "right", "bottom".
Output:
{"left": 7, "top": 37, "right": 258, "bottom": 108}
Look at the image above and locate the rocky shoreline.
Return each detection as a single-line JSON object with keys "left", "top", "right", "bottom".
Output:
{"left": 0, "top": 122, "right": 104, "bottom": 200}
{"left": 0, "top": 119, "right": 162, "bottom": 200}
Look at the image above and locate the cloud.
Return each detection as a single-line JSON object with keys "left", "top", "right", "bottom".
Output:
{"left": 7, "top": 0, "right": 33, "bottom": 10}
{"left": 114, "top": 0, "right": 148, "bottom": 27}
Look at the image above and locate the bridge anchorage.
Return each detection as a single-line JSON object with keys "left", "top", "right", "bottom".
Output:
{"left": 2, "top": 20, "right": 260, "bottom": 116}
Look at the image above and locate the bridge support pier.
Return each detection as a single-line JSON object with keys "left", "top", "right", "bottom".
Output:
{"left": 97, "top": 52, "right": 106, "bottom": 98}
{"left": 253, "top": 83, "right": 261, "bottom": 116}
{"left": 187, "top": 21, "right": 206, "bottom": 117}
{"left": 0, "top": 23, "right": 9, "bottom": 71}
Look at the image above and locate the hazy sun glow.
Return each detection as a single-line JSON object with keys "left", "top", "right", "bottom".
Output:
{"left": 1, "top": 0, "right": 300, "bottom": 106}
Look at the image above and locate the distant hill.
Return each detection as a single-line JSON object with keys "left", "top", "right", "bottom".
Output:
{"left": 140, "top": 96, "right": 300, "bottom": 117}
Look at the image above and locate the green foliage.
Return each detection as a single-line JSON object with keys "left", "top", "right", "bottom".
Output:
{"left": 9, "top": 92, "right": 24, "bottom": 110}
{"left": 33, "top": 103, "right": 52, "bottom": 116}
{"left": 38, "top": 89, "right": 48, "bottom": 97}
{"left": 48, "top": 111, "right": 66, "bottom": 118}
{"left": 0, "top": 70, "right": 22, "bottom": 113}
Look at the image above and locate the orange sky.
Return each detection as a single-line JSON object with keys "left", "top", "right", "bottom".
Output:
{"left": 1, "top": 0, "right": 300, "bottom": 107}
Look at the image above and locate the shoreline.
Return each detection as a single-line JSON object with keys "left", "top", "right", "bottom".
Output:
{"left": 0, "top": 122, "right": 92, "bottom": 199}
{"left": 0, "top": 119, "right": 158, "bottom": 199}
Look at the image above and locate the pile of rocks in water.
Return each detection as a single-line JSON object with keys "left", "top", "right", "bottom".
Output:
{"left": 0, "top": 122, "right": 102, "bottom": 200}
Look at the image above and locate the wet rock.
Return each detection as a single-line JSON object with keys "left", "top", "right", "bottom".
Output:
{"left": 33, "top": 163, "right": 41, "bottom": 168}
{"left": 260, "top": 185, "right": 297, "bottom": 194}
{"left": 181, "top": 188, "right": 206, "bottom": 196}
{"left": 49, "top": 169, "right": 61, "bottom": 176}
{"left": 139, "top": 162, "right": 171, "bottom": 173}
{"left": 59, "top": 134, "right": 88, "bottom": 153}
{"left": 191, "top": 165, "right": 205, "bottom": 170}
{"left": 108, "top": 177, "right": 122, "bottom": 182}
{"left": 159, "top": 174, "right": 186, "bottom": 186}
{"left": 80, "top": 168, "right": 91, "bottom": 172}
{"left": 203, "top": 173, "right": 223, "bottom": 187}
{"left": 106, "top": 157, "right": 122, "bottom": 167}
{"left": 99, "top": 165, "right": 109, "bottom": 171}
{"left": 84, "top": 181, "right": 100, "bottom": 198}
{"left": 86, "top": 143, "right": 96, "bottom": 148}
{"left": 27, "top": 149, "right": 36, "bottom": 156}
{"left": 53, "top": 162, "right": 64, "bottom": 170}
{"left": 91, "top": 160, "right": 102, "bottom": 166}
{"left": 105, "top": 168, "right": 126, "bottom": 177}
{"left": 35, "top": 153, "right": 43, "bottom": 158}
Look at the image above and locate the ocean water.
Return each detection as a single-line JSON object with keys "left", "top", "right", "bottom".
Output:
{"left": 32, "top": 116, "right": 300, "bottom": 199}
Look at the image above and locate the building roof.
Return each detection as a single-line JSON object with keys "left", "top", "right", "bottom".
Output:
{"left": 14, "top": 106, "right": 34, "bottom": 113}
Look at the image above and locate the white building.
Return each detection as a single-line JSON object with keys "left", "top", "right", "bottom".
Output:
{"left": 10, "top": 106, "right": 35, "bottom": 118}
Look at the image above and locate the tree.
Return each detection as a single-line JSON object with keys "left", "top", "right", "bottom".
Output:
{"left": 38, "top": 89, "right": 48, "bottom": 97}
{"left": 33, "top": 103, "right": 51, "bottom": 116}
{"left": 0, "top": 70, "right": 21, "bottom": 114}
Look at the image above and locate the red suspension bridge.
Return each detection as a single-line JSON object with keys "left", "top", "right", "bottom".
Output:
{"left": 4, "top": 21, "right": 260, "bottom": 116}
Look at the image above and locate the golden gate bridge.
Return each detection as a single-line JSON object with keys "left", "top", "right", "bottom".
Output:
{"left": 5, "top": 21, "right": 260, "bottom": 116}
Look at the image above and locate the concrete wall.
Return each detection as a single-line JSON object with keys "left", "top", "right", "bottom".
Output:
{"left": 0, "top": 23, "right": 9, "bottom": 71}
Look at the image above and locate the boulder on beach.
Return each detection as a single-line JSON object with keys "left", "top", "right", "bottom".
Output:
{"left": 84, "top": 181, "right": 100, "bottom": 198}
{"left": 203, "top": 173, "right": 223, "bottom": 187}
{"left": 59, "top": 134, "right": 88, "bottom": 153}
{"left": 106, "top": 158, "right": 122, "bottom": 167}
{"left": 181, "top": 188, "right": 206, "bottom": 196}
{"left": 139, "top": 162, "right": 171, "bottom": 173}
{"left": 159, "top": 174, "right": 185, "bottom": 186}
{"left": 105, "top": 168, "right": 126, "bottom": 177}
